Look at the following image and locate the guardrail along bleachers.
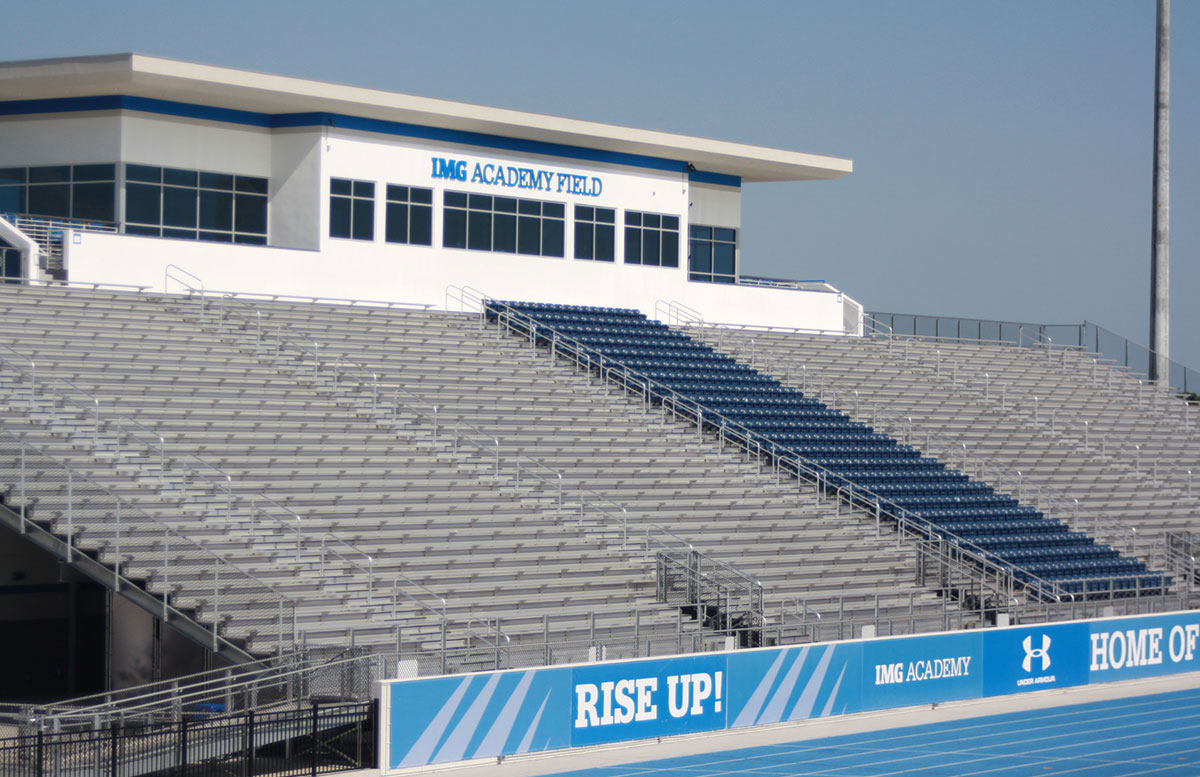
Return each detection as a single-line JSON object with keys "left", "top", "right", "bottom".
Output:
{"left": 699, "top": 328, "right": 1199, "bottom": 566}
{"left": 207, "top": 294, "right": 956, "bottom": 639}
{"left": 0, "top": 284, "right": 700, "bottom": 662}
{"left": 489, "top": 302, "right": 1170, "bottom": 601}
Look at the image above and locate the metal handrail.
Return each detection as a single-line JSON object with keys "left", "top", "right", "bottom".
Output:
{"left": 878, "top": 335, "right": 1196, "bottom": 518}
{"left": 784, "top": 597, "right": 823, "bottom": 623}
{"left": 0, "top": 297, "right": 450, "bottom": 635}
{"left": 869, "top": 311, "right": 1200, "bottom": 397}
{"left": 20, "top": 649, "right": 372, "bottom": 728}
{"left": 483, "top": 299, "right": 1085, "bottom": 605}
{"left": 191, "top": 286, "right": 435, "bottom": 310}
{"left": 679, "top": 319, "right": 861, "bottom": 346}
{"left": 863, "top": 314, "right": 893, "bottom": 337}
{"left": 1, "top": 430, "right": 299, "bottom": 654}
{"left": 735, "top": 277, "right": 842, "bottom": 293}
{"left": 209, "top": 287, "right": 761, "bottom": 631}
{"left": 654, "top": 300, "right": 705, "bottom": 326}
{"left": 0, "top": 274, "right": 151, "bottom": 293}
{"left": 712, "top": 329, "right": 1152, "bottom": 557}
{"left": 208, "top": 284, "right": 764, "bottom": 626}
{"left": 165, "top": 264, "right": 204, "bottom": 293}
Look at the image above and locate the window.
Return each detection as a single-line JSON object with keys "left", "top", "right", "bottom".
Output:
{"left": 689, "top": 225, "right": 737, "bottom": 283}
{"left": 385, "top": 185, "right": 433, "bottom": 245}
{"left": 624, "top": 211, "right": 679, "bottom": 267}
{"left": 330, "top": 178, "right": 375, "bottom": 241}
{"left": 0, "top": 164, "right": 116, "bottom": 223}
{"left": 125, "top": 164, "right": 267, "bottom": 244}
{"left": 443, "top": 192, "right": 564, "bottom": 257}
{"left": 574, "top": 205, "right": 615, "bottom": 262}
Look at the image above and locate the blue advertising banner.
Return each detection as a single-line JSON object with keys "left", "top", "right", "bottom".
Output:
{"left": 727, "top": 643, "right": 861, "bottom": 727}
{"left": 570, "top": 653, "right": 728, "bottom": 746}
{"left": 1087, "top": 612, "right": 1200, "bottom": 683}
{"left": 387, "top": 667, "right": 570, "bottom": 769}
{"left": 860, "top": 631, "right": 982, "bottom": 711}
{"left": 983, "top": 621, "right": 1090, "bottom": 697}
{"left": 382, "top": 610, "right": 1200, "bottom": 771}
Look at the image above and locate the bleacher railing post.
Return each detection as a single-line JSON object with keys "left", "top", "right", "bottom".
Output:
{"left": 66, "top": 469, "right": 73, "bottom": 562}
{"left": 213, "top": 563, "right": 220, "bottom": 652}
{"left": 114, "top": 500, "right": 121, "bottom": 591}
{"left": 19, "top": 442, "right": 26, "bottom": 533}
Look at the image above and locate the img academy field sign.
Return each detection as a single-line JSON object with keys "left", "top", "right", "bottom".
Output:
{"left": 380, "top": 610, "right": 1200, "bottom": 771}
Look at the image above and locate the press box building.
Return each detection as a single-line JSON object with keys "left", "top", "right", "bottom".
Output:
{"left": 0, "top": 54, "right": 858, "bottom": 331}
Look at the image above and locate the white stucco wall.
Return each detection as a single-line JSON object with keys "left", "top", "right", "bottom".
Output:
{"left": 0, "top": 113, "right": 123, "bottom": 167}
{"left": 270, "top": 128, "right": 323, "bottom": 250}
{"left": 7, "top": 110, "right": 849, "bottom": 333}
{"left": 319, "top": 129, "right": 691, "bottom": 260}
{"left": 64, "top": 230, "right": 848, "bottom": 333}
{"left": 119, "top": 113, "right": 272, "bottom": 177}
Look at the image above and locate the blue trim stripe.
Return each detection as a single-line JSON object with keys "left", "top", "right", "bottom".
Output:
{"left": 0, "top": 95, "right": 272, "bottom": 127}
{"left": 688, "top": 169, "right": 741, "bottom": 187}
{"left": 273, "top": 111, "right": 692, "bottom": 176}
{"left": 0, "top": 95, "right": 741, "bottom": 188}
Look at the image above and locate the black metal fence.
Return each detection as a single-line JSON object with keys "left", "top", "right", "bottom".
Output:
{"left": 0, "top": 701, "right": 376, "bottom": 777}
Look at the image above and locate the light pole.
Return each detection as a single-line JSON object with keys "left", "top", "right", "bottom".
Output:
{"left": 1150, "top": 0, "right": 1170, "bottom": 384}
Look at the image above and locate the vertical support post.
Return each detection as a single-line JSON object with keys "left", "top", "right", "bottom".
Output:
{"left": 1151, "top": 0, "right": 1171, "bottom": 383}
{"left": 246, "top": 710, "right": 256, "bottom": 776}
{"left": 19, "top": 442, "right": 26, "bottom": 534}
{"left": 66, "top": 469, "right": 73, "bottom": 562}
{"left": 213, "top": 563, "right": 220, "bottom": 652}
{"left": 440, "top": 621, "right": 447, "bottom": 675}
{"left": 114, "top": 499, "right": 121, "bottom": 591}
{"left": 311, "top": 703, "right": 319, "bottom": 777}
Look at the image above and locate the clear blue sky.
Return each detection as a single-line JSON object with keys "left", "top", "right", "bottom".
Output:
{"left": 7, "top": 1, "right": 1198, "bottom": 366}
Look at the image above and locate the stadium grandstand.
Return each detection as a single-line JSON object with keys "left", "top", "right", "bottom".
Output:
{"left": 0, "top": 54, "right": 1196, "bottom": 775}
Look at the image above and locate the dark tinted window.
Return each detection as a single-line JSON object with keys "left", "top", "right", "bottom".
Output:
{"left": 385, "top": 186, "right": 433, "bottom": 246}
{"left": 443, "top": 190, "right": 564, "bottom": 258}
{"left": 330, "top": 178, "right": 374, "bottom": 241}
{"left": 126, "top": 164, "right": 267, "bottom": 242}
{"left": 574, "top": 205, "right": 615, "bottom": 262}
{"left": 689, "top": 223, "right": 737, "bottom": 283}
{"left": 624, "top": 210, "right": 680, "bottom": 268}
{"left": 28, "top": 184, "right": 70, "bottom": 218}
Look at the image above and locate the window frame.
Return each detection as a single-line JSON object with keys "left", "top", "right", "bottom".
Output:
{"left": 442, "top": 191, "right": 564, "bottom": 258}
{"left": 329, "top": 178, "right": 375, "bottom": 241}
{"left": 384, "top": 185, "right": 433, "bottom": 246}
{"left": 124, "top": 164, "right": 267, "bottom": 243}
{"left": 688, "top": 224, "right": 738, "bottom": 284}
{"left": 623, "top": 210, "right": 680, "bottom": 268}
{"left": 573, "top": 205, "right": 616, "bottom": 262}
{"left": 0, "top": 164, "right": 117, "bottom": 224}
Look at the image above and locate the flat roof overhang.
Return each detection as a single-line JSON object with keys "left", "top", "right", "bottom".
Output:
{"left": 0, "top": 54, "right": 852, "bottom": 184}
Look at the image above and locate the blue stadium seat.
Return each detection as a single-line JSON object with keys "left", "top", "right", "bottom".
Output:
{"left": 490, "top": 300, "right": 1167, "bottom": 601}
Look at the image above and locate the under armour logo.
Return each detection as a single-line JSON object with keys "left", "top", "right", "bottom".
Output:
{"left": 1022, "top": 634, "right": 1051, "bottom": 673}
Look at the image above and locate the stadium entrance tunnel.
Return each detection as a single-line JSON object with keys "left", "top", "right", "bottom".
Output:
{"left": 0, "top": 505, "right": 228, "bottom": 702}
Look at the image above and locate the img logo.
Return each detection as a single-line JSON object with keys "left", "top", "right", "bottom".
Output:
{"left": 431, "top": 157, "right": 467, "bottom": 181}
{"left": 1022, "top": 634, "right": 1051, "bottom": 673}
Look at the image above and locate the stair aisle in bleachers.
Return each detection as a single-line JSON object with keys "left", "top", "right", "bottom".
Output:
{"left": 207, "top": 295, "right": 963, "bottom": 640}
{"left": 487, "top": 301, "right": 1171, "bottom": 604}
{"left": 699, "top": 327, "right": 1199, "bottom": 567}
{"left": 0, "top": 284, "right": 693, "bottom": 664}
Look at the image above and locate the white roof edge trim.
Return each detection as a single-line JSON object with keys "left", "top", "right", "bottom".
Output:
{"left": 0, "top": 54, "right": 853, "bottom": 182}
